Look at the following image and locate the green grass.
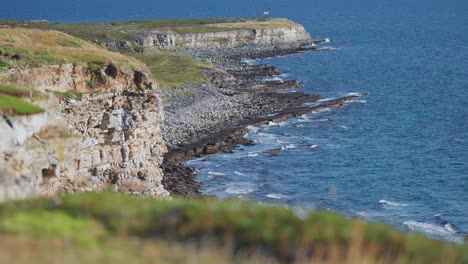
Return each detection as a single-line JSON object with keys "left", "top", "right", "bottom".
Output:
{"left": 0, "top": 192, "right": 466, "bottom": 263}
{"left": 52, "top": 91, "right": 83, "bottom": 100}
{"left": 0, "top": 84, "right": 29, "bottom": 96}
{"left": 0, "top": 18, "right": 298, "bottom": 47}
{"left": 0, "top": 94, "right": 44, "bottom": 115}
{"left": 130, "top": 51, "right": 212, "bottom": 88}
{"left": 0, "top": 27, "right": 149, "bottom": 74}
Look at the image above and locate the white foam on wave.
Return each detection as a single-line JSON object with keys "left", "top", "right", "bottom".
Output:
{"left": 234, "top": 171, "right": 246, "bottom": 176}
{"left": 379, "top": 199, "right": 407, "bottom": 207}
{"left": 250, "top": 132, "right": 277, "bottom": 144}
{"left": 311, "top": 108, "right": 332, "bottom": 115}
{"left": 339, "top": 125, "right": 349, "bottom": 129}
{"left": 185, "top": 157, "right": 207, "bottom": 164}
{"left": 309, "top": 144, "right": 319, "bottom": 149}
{"left": 281, "top": 144, "right": 298, "bottom": 150}
{"left": 242, "top": 59, "right": 258, "bottom": 65}
{"left": 247, "top": 152, "right": 259, "bottom": 157}
{"left": 207, "top": 171, "right": 225, "bottom": 179}
{"left": 276, "top": 139, "right": 291, "bottom": 144}
{"left": 403, "top": 221, "right": 463, "bottom": 243}
{"left": 444, "top": 223, "right": 458, "bottom": 234}
{"left": 316, "top": 97, "right": 336, "bottom": 103}
{"left": 263, "top": 76, "right": 284, "bottom": 82}
{"left": 267, "top": 121, "right": 285, "bottom": 127}
{"left": 315, "top": 118, "right": 330, "bottom": 122}
{"left": 266, "top": 193, "right": 289, "bottom": 199}
{"left": 225, "top": 183, "right": 256, "bottom": 195}
{"left": 346, "top": 92, "right": 365, "bottom": 97}
{"left": 349, "top": 99, "right": 368, "bottom": 104}
{"left": 315, "top": 46, "right": 341, "bottom": 51}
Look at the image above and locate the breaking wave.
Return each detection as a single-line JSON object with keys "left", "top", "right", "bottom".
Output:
{"left": 403, "top": 221, "right": 463, "bottom": 243}
{"left": 225, "top": 183, "right": 257, "bottom": 195}
{"left": 266, "top": 193, "right": 289, "bottom": 199}
{"left": 379, "top": 199, "right": 407, "bottom": 207}
{"left": 207, "top": 171, "right": 225, "bottom": 179}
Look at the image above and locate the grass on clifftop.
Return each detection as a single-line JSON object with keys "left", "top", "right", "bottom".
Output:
{"left": 0, "top": 192, "right": 466, "bottom": 264}
{"left": 130, "top": 51, "right": 212, "bottom": 88}
{"left": 0, "top": 18, "right": 299, "bottom": 44}
{"left": 0, "top": 94, "right": 44, "bottom": 116}
{"left": 0, "top": 85, "right": 44, "bottom": 116}
{"left": 0, "top": 27, "right": 147, "bottom": 72}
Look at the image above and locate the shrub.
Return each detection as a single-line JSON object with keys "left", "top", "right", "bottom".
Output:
{"left": 86, "top": 80, "right": 97, "bottom": 89}
{"left": 131, "top": 44, "right": 145, "bottom": 53}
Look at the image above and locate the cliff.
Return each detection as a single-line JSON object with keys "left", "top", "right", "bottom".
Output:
{"left": 125, "top": 19, "right": 312, "bottom": 50}
{"left": 0, "top": 18, "right": 312, "bottom": 51}
{"left": 0, "top": 28, "right": 168, "bottom": 200}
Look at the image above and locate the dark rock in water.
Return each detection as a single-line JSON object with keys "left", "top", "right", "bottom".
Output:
{"left": 160, "top": 40, "right": 362, "bottom": 196}
{"left": 161, "top": 162, "right": 201, "bottom": 196}
{"left": 313, "top": 39, "right": 332, "bottom": 45}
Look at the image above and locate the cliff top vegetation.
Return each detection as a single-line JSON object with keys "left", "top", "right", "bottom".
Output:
{"left": 0, "top": 192, "right": 466, "bottom": 263}
{"left": 0, "top": 18, "right": 300, "bottom": 43}
{"left": 0, "top": 85, "right": 44, "bottom": 116}
{"left": 0, "top": 27, "right": 148, "bottom": 73}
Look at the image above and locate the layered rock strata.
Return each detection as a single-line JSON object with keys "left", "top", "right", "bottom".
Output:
{"left": 0, "top": 64, "right": 168, "bottom": 200}
{"left": 104, "top": 21, "right": 312, "bottom": 51}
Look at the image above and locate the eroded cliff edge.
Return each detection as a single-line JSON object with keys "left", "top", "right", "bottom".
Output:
{"left": 0, "top": 28, "right": 168, "bottom": 200}
{"left": 0, "top": 18, "right": 320, "bottom": 199}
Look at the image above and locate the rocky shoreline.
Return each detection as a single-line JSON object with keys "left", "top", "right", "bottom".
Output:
{"left": 161, "top": 43, "right": 360, "bottom": 195}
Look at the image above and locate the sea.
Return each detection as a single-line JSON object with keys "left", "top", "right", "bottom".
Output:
{"left": 2, "top": 0, "right": 467, "bottom": 243}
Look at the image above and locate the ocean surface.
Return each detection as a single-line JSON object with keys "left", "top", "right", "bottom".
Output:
{"left": 2, "top": 0, "right": 467, "bottom": 243}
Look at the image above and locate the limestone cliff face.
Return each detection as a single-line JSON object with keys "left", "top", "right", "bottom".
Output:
{"left": 105, "top": 24, "right": 312, "bottom": 50}
{"left": 0, "top": 63, "right": 154, "bottom": 93}
{"left": 60, "top": 90, "right": 168, "bottom": 196}
{"left": 0, "top": 64, "right": 168, "bottom": 201}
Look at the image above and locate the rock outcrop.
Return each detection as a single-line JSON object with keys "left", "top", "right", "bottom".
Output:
{"left": 104, "top": 21, "right": 312, "bottom": 51}
{"left": 0, "top": 63, "right": 154, "bottom": 93}
{"left": 0, "top": 63, "right": 168, "bottom": 201}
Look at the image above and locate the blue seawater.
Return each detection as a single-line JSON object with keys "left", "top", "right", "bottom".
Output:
{"left": 1, "top": 0, "right": 467, "bottom": 243}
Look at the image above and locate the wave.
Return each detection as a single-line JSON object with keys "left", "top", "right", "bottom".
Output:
{"left": 346, "top": 92, "right": 366, "bottom": 97}
{"left": 309, "top": 144, "right": 319, "bottom": 149}
{"left": 403, "top": 221, "right": 463, "bottom": 243}
{"left": 267, "top": 121, "right": 285, "bottom": 126}
{"left": 262, "top": 76, "right": 284, "bottom": 82}
{"left": 316, "top": 97, "right": 336, "bottom": 102}
{"left": 207, "top": 171, "right": 225, "bottom": 179}
{"left": 276, "top": 139, "right": 291, "bottom": 144}
{"left": 314, "top": 118, "right": 330, "bottom": 122}
{"left": 444, "top": 223, "right": 458, "bottom": 234}
{"left": 249, "top": 132, "right": 277, "bottom": 144}
{"left": 234, "top": 171, "right": 246, "bottom": 176}
{"left": 349, "top": 99, "right": 368, "bottom": 104}
{"left": 315, "top": 46, "right": 341, "bottom": 51}
{"left": 266, "top": 193, "right": 289, "bottom": 199}
{"left": 185, "top": 157, "right": 207, "bottom": 164}
{"left": 434, "top": 214, "right": 463, "bottom": 234}
{"left": 247, "top": 152, "right": 259, "bottom": 157}
{"left": 281, "top": 144, "right": 298, "bottom": 150}
{"left": 379, "top": 199, "right": 407, "bottom": 207}
{"left": 225, "top": 183, "right": 256, "bottom": 195}
{"left": 242, "top": 59, "right": 258, "bottom": 65}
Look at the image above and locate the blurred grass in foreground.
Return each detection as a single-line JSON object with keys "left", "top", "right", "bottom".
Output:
{"left": 0, "top": 192, "right": 466, "bottom": 264}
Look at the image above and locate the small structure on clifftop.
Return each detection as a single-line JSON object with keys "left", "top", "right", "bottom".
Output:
{"left": 263, "top": 8, "right": 270, "bottom": 19}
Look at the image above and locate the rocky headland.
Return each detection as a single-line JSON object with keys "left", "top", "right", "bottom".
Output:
{"left": 0, "top": 18, "right": 358, "bottom": 199}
